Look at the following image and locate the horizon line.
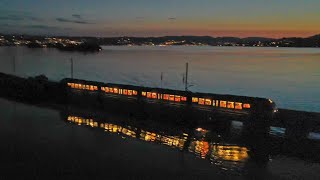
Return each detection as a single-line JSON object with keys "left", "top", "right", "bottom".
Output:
{"left": 0, "top": 32, "right": 319, "bottom": 39}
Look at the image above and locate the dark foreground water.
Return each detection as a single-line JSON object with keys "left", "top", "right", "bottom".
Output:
{"left": 1, "top": 97, "right": 320, "bottom": 179}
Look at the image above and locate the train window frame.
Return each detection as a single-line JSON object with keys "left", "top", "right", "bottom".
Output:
{"left": 205, "top": 99, "right": 212, "bottom": 106}
{"left": 123, "top": 89, "right": 128, "bottom": 95}
{"left": 142, "top": 91, "right": 147, "bottom": 96}
{"left": 235, "top": 102, "right": 242, "bottom": 110}
{"left": 133, "top": 90, "right": 138, "bottom": 96}
{"left": 192, "top": 97, "right": 199, "bottom": 103}
{"left": 198, "top": 98, "right": 205, "bottom": 105}
{"left": 113, "top": 88, "right": 119, "bottom": 94}
{"left": 163, "top": 94, "right": 169, "bottom": 100}
{"left": 243, "top": 103, "right": 251, "bottom": 109}
{"left": 175, "top": 95, "right": 181, "bottom": 102}
{"left": 227, "top": 102, "right": 235, "bottom": 109}
{"left": 169, "top": 95, "right": 175, "bottom": 101}
{"left": 151, "top": 92, "right": 157, "bottom": 99}
{"left": 220, "top": 101, "right": 227, "bottom": 108}
{"left": 212, "top": 100, "right": 216, "bottom": 106}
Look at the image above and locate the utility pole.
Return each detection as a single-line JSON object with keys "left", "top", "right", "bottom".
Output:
{"left": 185, "top": 62, "right": 188, "bottom": 91}
{"left": 12, "top": 56, "right": 16, "bottom": 74}
{"left": 70, "top": 57, "right": 73, "bottom": 79}
{"left": 160, "top": 72, "right": 163, "bottom": 89}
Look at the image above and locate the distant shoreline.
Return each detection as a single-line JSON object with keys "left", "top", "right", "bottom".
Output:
{"left": 1, "top": 34, "right": 319, "bottom": 48}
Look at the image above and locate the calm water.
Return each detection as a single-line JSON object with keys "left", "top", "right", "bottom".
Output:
{"left": 1, "top": 97, "right": 320, "bottom": 179}
{"left": 0, "top": 46, "right": 319, "bottom": 112}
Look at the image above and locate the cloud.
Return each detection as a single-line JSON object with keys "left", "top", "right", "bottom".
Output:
{"left": 0, "top": 14, "right": 43, "bottom": 22}
{"left": 135, "top": 16, "right": 145, "bottom": 23}
{"left": 168, "top": 17, "right": 177, "bottom": 21}
{"left": 72, "top": 14, "right": 82, "bottom": 19}
{"left": 25, "top": 25, "right": 59, "bottom": 30}
{"left": 56, "top": 17, "right": 93, "bottom": 24}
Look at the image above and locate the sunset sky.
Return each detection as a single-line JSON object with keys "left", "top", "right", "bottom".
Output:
{"left": 0, "top": 0, "right": 319, "bottom": 38}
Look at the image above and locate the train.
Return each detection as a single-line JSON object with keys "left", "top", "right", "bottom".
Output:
{"left": 61, "top": 78, "right": 278, "bottom": 119}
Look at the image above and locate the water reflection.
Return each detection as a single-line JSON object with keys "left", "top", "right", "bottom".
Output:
{"left": 1, "top": 96, "right": 320, "bottom": 179}
{"left": 62, "top": 106, "right": 320, "bottom": 178}
{"left": 65, "top": 113, "right": 261, "bottom": 174}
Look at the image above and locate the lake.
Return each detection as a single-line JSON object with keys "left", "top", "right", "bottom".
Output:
{"left": 0, "top": 46, "right": 319, "bottom": 112}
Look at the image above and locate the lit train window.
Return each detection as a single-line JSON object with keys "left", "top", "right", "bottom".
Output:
{"left": 216, "top": 100, "right": 219, "bottom": 107}
{"left": 114, "top": 88, "right": 118, "bottom": 94}
{"left": 243, "top": 104, "right": 251, "bottom": 109}
{"left": 147, "top": 92, "right": 152, "bottom": 98}
{"left": 89, "top": 85, "right": 94, "bottom": 91}
{"left": 163, "top": 94, "right": 169, "bottom": 100}
{"left": 109, "top": 88, "right": 114, "bottom": 93}
{"left": 142, "top": 91, "right": 147, "bottom": 96}
{"left": 205, "top": 99, "right": 212, "bottom": 106}
{"left": 198, "top": 98, "right": 205, "bottom": 105}
{"left": 220, "top": 101, "right": 227, "bottom": 108}
{"left": 227, "top": 102, "right": 235, "bottom": 109}
{"left": 128, "top": 90, "right": 133, "bottom": 96}
{"left": 192, "top": 97, "right": 198, "bottom": 103}
{"left": 67, "top": 83, "right": 72, "bottom": 86}
{"left": 235, "top": 102, "right": 242, "bottom": 110}
{"left": 181, "top": 96, "right": 187, "bottom": 101}
{"left": 85, "top": 85, "right": 89, "bottom": 90}
{"left": 175, "top": 96, "right": 181, "bottom": 102}
{"left": 71, "top": 83, "right": 75, "bottom": 88}
{"left": 169, "top": 95, "right": 175, "bottom": 101}
{"left": 101, "top": 87, "right": 105, "bottom": 91}
{"left": 123, "top": 89, "right": 128, "bottom": 95}
{"left": 133, "top": 90, "right": 138, "bottom": 95}
{"left": 105, "top": 87, "right": 110, "bottom": 93}
{"left": 158, "top": 94, "right": 162, "bottom": 99}
{"left": 94, "top": 86, "right": 98, "bottom": 90}
{"left": 75, "top": 84, "right": 79, "bottom": 89}
{"left": 152, "top": 93, "right": 157, "bottom": 99}
{"left": 212, "top": 100, "right": 216, "bottom": 106}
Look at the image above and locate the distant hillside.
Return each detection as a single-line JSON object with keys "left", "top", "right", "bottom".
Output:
{"left": 1, "top": 33, "right": 320, "bottom": 47}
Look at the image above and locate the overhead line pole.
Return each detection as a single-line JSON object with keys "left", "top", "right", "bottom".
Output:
{"left": 70, "top": 57, "right": 73, "bottom": 79}
{"left": 12, "top": 56, "right": 16, "bottom": 74}
{"left": 185, "top": 62, "right": 188, "bottom": 91}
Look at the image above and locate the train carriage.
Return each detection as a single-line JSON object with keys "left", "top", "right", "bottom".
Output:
{"left": 61, "top": 78, "right": 278, "bottom": 119}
